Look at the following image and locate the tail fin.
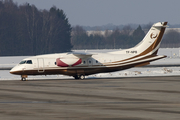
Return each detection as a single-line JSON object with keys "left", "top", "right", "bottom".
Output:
{"left": 134, "top": 22, "right": 168, "bottom": 56}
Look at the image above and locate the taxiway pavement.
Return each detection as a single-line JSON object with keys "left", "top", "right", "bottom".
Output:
{"left": 0, "top": 76, "right": 180, "bottom": 120}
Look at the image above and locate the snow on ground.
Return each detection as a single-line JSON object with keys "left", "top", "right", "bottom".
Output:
{"left": 0, "top": 48, "right": 180, "bottom": 80}
{"left": 90, "top": 67, "right": 180, "bottom": 78}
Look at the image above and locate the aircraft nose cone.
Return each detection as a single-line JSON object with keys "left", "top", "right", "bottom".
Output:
{"left": 9, "top": 66, "right": 22, "bottom": 75}
{"left": 10, "top": 68, "right": 16, "bottom": 74}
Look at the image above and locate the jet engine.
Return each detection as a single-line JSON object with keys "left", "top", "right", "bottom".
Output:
{"left": 56, "top": 58, "right": 82, "bottom": 67}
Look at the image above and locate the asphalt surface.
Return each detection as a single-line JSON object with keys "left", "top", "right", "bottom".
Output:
{"left": 0, "top": 76, "right": 180, "bottom": 120}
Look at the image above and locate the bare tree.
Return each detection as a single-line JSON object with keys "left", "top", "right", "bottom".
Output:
{"left": 161, "top": 29, "right": 180, "bottom": 47}
{"left": 122, "top": 25, "right": 132, "bottom": 35}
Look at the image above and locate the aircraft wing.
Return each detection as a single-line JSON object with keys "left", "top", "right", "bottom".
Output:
{"left": 71, "top": 52, "right": 94, "bottom": 58}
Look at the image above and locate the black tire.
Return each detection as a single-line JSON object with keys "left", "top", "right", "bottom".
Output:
{"left": 21, "top": 77, "right": 26, "bottom": 81}
{"left": 79, "top": 75, "right": 85, "bottom": 80}
{"left": 74, "top": 75, "right": 79, "bottom": 79}
{"left": 73, "top": 75, "right": 85, "bottom": 80}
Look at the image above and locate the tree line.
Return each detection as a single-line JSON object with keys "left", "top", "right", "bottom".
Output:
{"left": 0, "top": 0, "right": 180, "bottom": 56}
{"left": 71, "top": 25, "right": 146, "bottom": 49}
{"left": 71, "top": 25, "right": 180, "bottom": 49}
{"left": 0, "top": 0, "right": 72, "bottom": 56}
{"left": 161, "top": 29, "right": 180, "bottom": 48}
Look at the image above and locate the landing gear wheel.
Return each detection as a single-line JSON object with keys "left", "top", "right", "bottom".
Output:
{"left": 73, "top": 75, "right": 85, "bottom": 80}
{"left": 21, "top": 77, "right": 26, "bottom": 81}
{"left": 21, "top": 75, "right": 27, "bottom": 81}
{"left": 74, "top": 75, "right": 79, "bottom": 79}
{"left": 79, "top": 75, "right": 85, "bottom": 80}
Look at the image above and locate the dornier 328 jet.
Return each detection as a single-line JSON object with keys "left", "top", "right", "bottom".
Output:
{"left": 10, "top": 22, "right": 168, "bottom": 81}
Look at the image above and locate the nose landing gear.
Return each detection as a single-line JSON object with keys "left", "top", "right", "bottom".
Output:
{"left": 21, "top": 75, "right": 28, "bottom": 81}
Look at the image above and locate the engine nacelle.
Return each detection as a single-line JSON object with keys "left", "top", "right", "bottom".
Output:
{"left": 56, "top": 58, "right": 82, "bottom": 67}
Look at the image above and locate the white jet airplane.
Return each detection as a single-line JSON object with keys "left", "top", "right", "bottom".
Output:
{"left": 10, "top": 22, "right": 168, "bottom": 81}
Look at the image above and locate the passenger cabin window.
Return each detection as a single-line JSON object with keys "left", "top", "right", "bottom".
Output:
{"left": 83, "top": 61, "right": 86, "bottom": 64}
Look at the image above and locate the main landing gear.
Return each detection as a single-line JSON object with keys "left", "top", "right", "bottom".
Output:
{"left": 73, "top": 74, "right": 85, "bottom": 80}
{"left": 21, "top": 75, "right": 28, "bottom": 81}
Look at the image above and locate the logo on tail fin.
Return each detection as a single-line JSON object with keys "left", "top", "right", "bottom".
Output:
{"left": 150, "top": 33, "right": 158, "bottom": 39}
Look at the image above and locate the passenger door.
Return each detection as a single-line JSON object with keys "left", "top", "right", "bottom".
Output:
{"left": 37, "top": 58, "right": 44, "bottom": 73}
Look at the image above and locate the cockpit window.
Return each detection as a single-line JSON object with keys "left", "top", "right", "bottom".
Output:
{"left": 19, "top": 60, "right": 26, "bottom": 64}
{"left": 26, "top": 60, "right": 32, "bottom": 64}
{"left": 19, "top": 60, "right": 33, "bottom": 64}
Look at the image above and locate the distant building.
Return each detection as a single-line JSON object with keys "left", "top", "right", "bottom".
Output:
{"left": 86, "top": 30, "right": 113, "bottom": 36}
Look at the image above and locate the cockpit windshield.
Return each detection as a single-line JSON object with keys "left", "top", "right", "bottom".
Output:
{"left": 19, "top": 60, "right": 32, "bottom": 64}
{"left": 26, "top": 60, "right": 32, "bottom": 64}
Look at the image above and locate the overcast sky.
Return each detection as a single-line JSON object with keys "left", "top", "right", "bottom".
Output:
{"left": 13, "top": 0, "right": 180, "bottom": 26}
